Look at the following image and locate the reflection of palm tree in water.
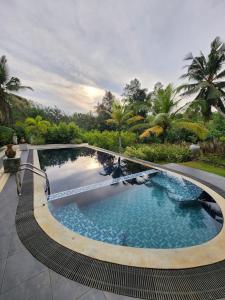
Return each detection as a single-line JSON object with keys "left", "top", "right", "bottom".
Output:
{"left": 99, "top": 155, "right": 124, "bottom": 178}
{"left": 97, "top": 152, "right": 117, "bottom": 176}
{"left": 96, "top": 151, "right": 115, "bottom": 166}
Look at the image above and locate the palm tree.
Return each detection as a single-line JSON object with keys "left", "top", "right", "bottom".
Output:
{"left": 139, "top": 84, "right": 208, "bottom": 141}
{"left": 178, "top": 37, "right": 225, "bottom": 121}
{"left": 106, "top": 101, "right": 143, "bottom": 151}
{"left": 0, "top": 55, "right": 32, "bottom": 124}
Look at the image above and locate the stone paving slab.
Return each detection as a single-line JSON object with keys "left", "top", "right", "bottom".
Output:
{"left": 0, "top": 150, "right": 141, "bottom": 300}
{"left": 165, "top": 163, "right": 225, "bottom": 189}
{"left": 0, "top": 270, "right": 52, "bottom": 300}
{"left": 50, "top": 270, "right": 90, "bottom": 300}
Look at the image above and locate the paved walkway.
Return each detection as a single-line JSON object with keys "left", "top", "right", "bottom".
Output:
{"left": 0, "top": 151, "right": 139, "bottom": 300}
{"left": 165, "top": 163, "right": 225, "bottom": 189}
{"left": 0, "top": 156, "right": 225, "bottom": 299}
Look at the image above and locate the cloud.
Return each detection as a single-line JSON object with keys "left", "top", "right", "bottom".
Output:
{"left": 0, "top": 0, "right": 225, "bottom": 112}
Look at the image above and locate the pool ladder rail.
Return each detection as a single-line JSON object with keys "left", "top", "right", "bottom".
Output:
{"left": 16, "top": 163, "right": 50, "bottom": 196}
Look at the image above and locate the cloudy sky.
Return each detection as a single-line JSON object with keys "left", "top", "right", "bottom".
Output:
{"left": 1, "top": 0, "right": 225, "bottom": 113}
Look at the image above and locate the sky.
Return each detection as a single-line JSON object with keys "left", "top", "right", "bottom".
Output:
{"left": 1, "top": 0, "right": 225, "bottom": 114}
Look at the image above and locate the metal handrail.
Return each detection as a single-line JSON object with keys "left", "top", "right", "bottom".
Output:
{"left": 19, "top": 163, "right": 46, "bottom": 175}
{"left": 16, "top": 165, "right": 50, "bottom": 196}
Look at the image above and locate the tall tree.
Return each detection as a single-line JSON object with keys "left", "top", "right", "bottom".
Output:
{"left": 178, "top": 37, "right": 225, "bottom": 121}
{"left": 0, "top": 55, "right": 32, "bottom": 124}
{"left": 106, "top": 101, "right": 143, "bottom": 151}
{"left": 139, "top": 84, "right": 208, "bottom": 141}
{"left": 72, "top": 111, "right": 97, "bottom": 130}
{"left": 122, "top": 78, "right": 151, "bottom": 117}
{"left": 95, "top": 90, "right": 116, "bottom": 130}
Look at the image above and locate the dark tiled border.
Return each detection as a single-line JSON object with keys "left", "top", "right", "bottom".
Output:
{"left": 16, "top": 150, "right": 225, "bottom": 300}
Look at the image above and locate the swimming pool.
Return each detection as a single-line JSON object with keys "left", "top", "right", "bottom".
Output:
{"left": 38, "top": 147, "right": 223, "bottom": 249}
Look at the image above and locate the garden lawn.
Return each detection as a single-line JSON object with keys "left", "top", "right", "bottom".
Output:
{"left": 179, "top": 161, "right": 225, "bottom": 177}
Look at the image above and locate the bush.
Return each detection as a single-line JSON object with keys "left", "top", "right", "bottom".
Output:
{"left": 42, "top": 122, "right": 81, "bottom": 144}
{"left": 208, "top": 113, "right": 225, "bottom": 139}
{"left": 14, "top": 121, "right": 26, "bottom": 141}
{"left": 165, "top": 128, "right": 198, "bottom": 144}
{"left": 124, "top": 144, "right": 191, "bottom": 163}
{"left": 200, "top": 140, "right": 225, "bottom": 156}
{"left": 0, "top": 126, "right": 14, "bottom": 146}
{"left": 71, "top": 138, "right": 83, "bottom": 144}
{"left": 83, "top": 130, "right": 137, "bottom": 152}
{"left": 31, "top": 136, "right": 45, "bottom": 145}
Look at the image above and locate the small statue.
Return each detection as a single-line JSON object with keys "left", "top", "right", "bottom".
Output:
{"left": 12, "top": 133, "right": 18, "bottom": 145}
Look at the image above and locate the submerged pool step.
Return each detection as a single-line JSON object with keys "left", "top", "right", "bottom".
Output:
{"left": 47, "top": 169, "right": 159, "bottom": 202}
{"left": 151, "top": 172, "right": 203, "bottom": 202}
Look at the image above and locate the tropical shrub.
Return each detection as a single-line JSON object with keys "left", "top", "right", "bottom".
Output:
{"left": 24, "top": 116, "right": 50, "bottom": 143}
{"left": 14, "top": 121, "right": 26, "bottom": 141}
{"left": 83, "top": 130, "right": 137, "bottom": 152}
{"left": 200, "top": 140, "right": 225, "bottom": 156}
{"left": 208, "top": 113, "right": 225, "bottom": 139}
{"left": 125, "top": 144, "right": 191, "bottom": 163}
{"left": 0, "top": 126, "right": 14, "bottom": 146}
{"left": 165, "top": 128, "right": 198, "bottom": 144}
{"left": 45, "top": 122, "right": 81, "bottom": 144}
{"left": 31, "top": 136, "right": 45, "bottom": 145}
{"left": 70, "top": 138, "right": 83, "bottom": 144}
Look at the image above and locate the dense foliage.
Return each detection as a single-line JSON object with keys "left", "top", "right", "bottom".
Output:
{"left": 15, "top": 116, "right": 81, "bottom": 145}
{"left": 83, "top": 130, "right": 136, "bottom": 152}
{"left": 178, "top": 37, "right": 225, "bottom": 121}
{"left": 0, "top": 55, "right": 32, "bottom": 124}
{"left": 208, "top": 113, "right": 225, "bottom": 140}
{"left": 1, "top": 37, "right": 225, "bottom": 167}
{"left": 0, "top": 126, "right": 14, "bottom": 146}
{"left": 125, "top": 144, "right": 192, "bottom": 163}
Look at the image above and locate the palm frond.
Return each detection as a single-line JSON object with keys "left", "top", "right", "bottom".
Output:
{"left": 106, "top": 118, "right": 117, "bottom": 125}
{"left": 173, "top": 120, "right": 208, "bottom": 140}
{"left": 140, "top": 126, "right": 164, "bottom": 139}
{"left": 129, "top": 122, "right": 150, "bottom": 132}
{"left": 215, "top": 69, "right": 225, "bottom": 80}
{"left": 6, "top": 77, "right": 33, "bottom": 91}
{"left": 127, "top": 115, "right": 144, "bottom": 124}
{"left": 0, "top": 55, "right": 9, "bottom": 85}
{"left": 184, "top": 52, "right": 194, "bottom": 61}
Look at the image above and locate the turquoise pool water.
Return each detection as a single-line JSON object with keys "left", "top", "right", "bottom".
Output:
{"left": 39, "top": 147, "right": 223, "bottom": 249}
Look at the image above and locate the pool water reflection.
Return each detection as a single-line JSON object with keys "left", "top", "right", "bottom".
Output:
{"left": 38, "top": 147, "right": 223, "bottom": 249}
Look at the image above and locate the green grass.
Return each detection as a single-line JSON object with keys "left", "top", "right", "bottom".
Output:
{"left": 180, "top": 161, "right": 225, "bottom": 177}
{"left": 202, "top": 155, "right": 225, "bottom": 166}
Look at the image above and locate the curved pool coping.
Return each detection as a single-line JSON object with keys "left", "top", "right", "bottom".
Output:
{"left": 32, "top": 145, "right": 225, "bottom": 269}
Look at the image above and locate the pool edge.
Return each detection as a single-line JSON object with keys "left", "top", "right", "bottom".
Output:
{"left": 33, "top": 145, "right": 225, "bottom": 269}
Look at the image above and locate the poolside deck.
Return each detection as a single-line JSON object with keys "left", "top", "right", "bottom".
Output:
{"left": 1, "top": 149, "right": 225, "bottom": 299}
{"left": 0, "top": 149, "right": 140, "bottom": 300}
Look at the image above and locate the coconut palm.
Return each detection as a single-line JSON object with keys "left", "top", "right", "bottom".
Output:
{"left": 178, "top": 37, "right": 225, "bottom": 121}
{"left": 0, "top": 55, "right": 32, "bottom": 124}
{"left": 106, "top": 101, "right": 143, "bottom": 151}
{"left": 139, "top": 84, "right": 208, "bottom": 141}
